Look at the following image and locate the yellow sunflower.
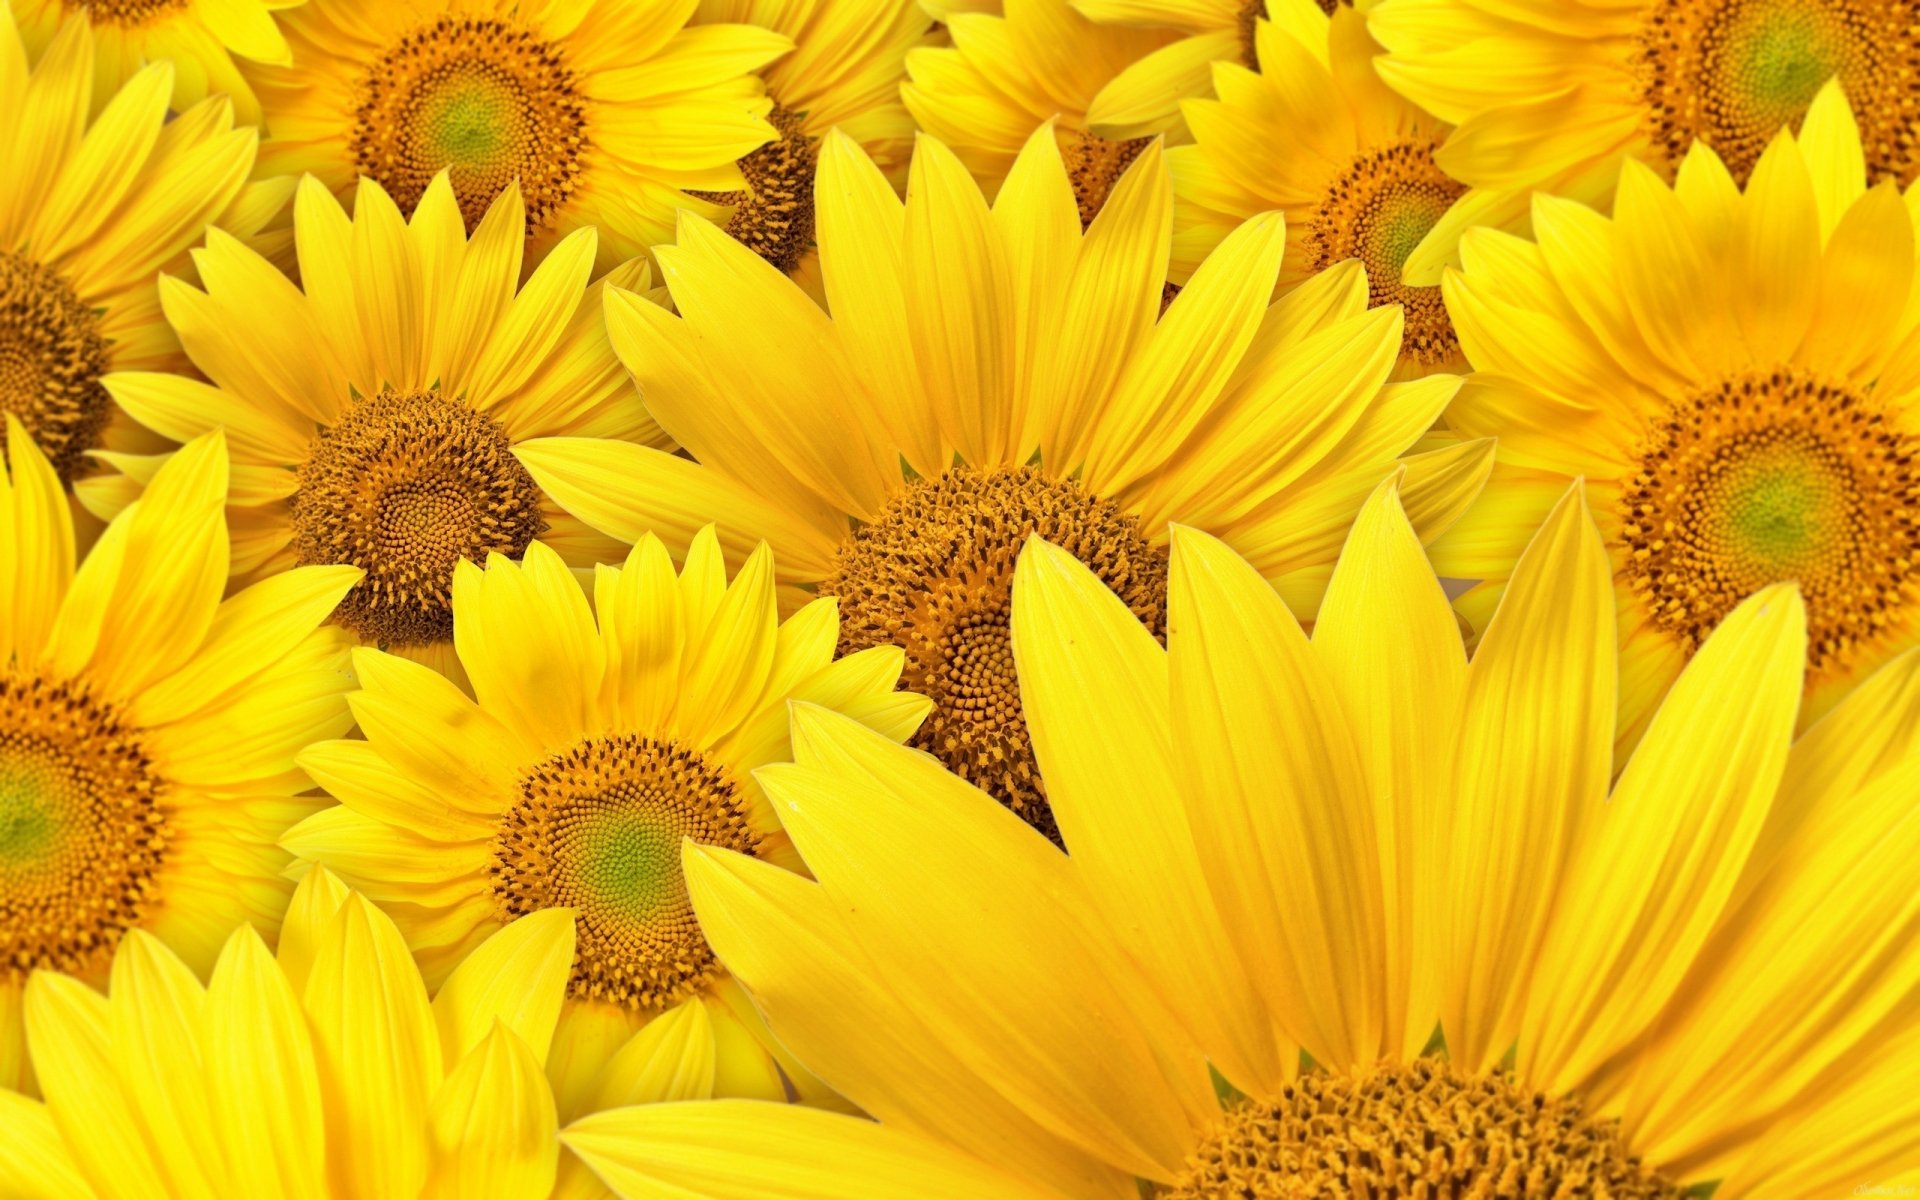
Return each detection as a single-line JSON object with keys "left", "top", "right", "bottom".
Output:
{"left": 1, "top": 9, "right": 290, "bottom": 531}
{"left": 1434, "top": 84, "right": 1920, "bottom": 750}
{"left": 279, "top": 530, "right": 930, "bottom": 1176}
{"left": 99, "top": 173, "right": 666, "bottom": 682}
{"left": 566, "top": 478, "right": 1920, "bottom": 1200}
{"left": 247, "top": 0, "right": 792, "bottom": 270}
{"left": 1169, "top": 2, "right": 1468, "bottom": 375}
{"left": 12, "top": 0, "right": 296, "bottom": 122}
{"left": 687, "top": 0, "right": 932, "bottom": 297}
{"left": 1369, "top": 0, "right": 1920, "bottom": 283}
{"left": 516, "top": 128, "right": 1491, "bottom": 846}
{"left": 0, "top": 426, "right": 359, "bottom": 1098}
{"left": 0, "top": 868, "right": 608, "bottom": 1198}
{"left": 903, "top": 0, "right": 1183, "bottom": 221}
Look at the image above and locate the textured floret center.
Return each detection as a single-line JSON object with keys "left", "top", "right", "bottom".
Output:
{"left": 353, "top": 16, "right": 591, "bottom": 233}
{"left": 1160, "top": 1059, "right": 1687, "bottom": 1199}
{"left": 822, "top": 466, "right": 1167, "bottom": 846}
{"left": 492, "top": 735, "right": 761, "bottom": 1012}
{"left": 291, "top": 387, "right": 547, "bottom": 650}
{"left": 1620, "top": 368, "right": 1920, "bottom": 673}
{"left": 0, "top": 674, "right": 166, "bottom": 981}
{"left": 0, "top": 250, "right": 113, "bottom": 485}
{"left": 1634, "top": 0, "right": 1920, "bottom": 183}
{"left": 1305, "top": 138, "right": 1465, "bottom": 369}
{"left": 691, "top": 104, "right": 820, "bottom": 275}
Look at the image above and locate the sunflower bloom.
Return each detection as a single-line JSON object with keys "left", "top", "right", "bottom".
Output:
{"left": 248, "top": 0, "right": 792, "bottom": 269}
{"left": 0, "top": 426, "right": 359, "bottom": 1097}
{"left": 903, "top": 0, "right": 1181, "bottom": 220}
{"left": 1369, "top": 0, "right": 1920, "bottom": 282}
{"left": 0, "top": 10, "right": 288, "bottom": 528}
{"left": 11, "top": 0, "right": 296, "bottom": 122}
{"left": 1074, "top": 0, "right": 1286, "bottom": 137}
{"left": 1435, "top": 85, "right": 1920, "bottom": 748}
{"left": 0, "top": 869, "right": 612, "bottom": 1198}
{"left": 1169, "top": 2, "right": 1468, "bottom": 375}
{"left": 99, "top": 174, "right": 664, "bottom": 681}
{"left": 516, "top": 127, "right": 1491, "bottom": 845}
{"left": 567, "top": 479, "right": 1918, "bottom": 1200}
{"left": 279, "top": 530, "right": 931, "bottom": 1148}
{"left": 686, "top": 0, "right": 932, "bottom": 295}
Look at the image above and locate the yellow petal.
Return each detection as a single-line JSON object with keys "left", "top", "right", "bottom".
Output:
{"left": 589, "top": 999, "right": 717, "bottom": 1109}
{"left": 433, "top": 908, "right": 576, "bottom": 1070}
{"left": 1731, "top": 130, "right": 1820, "bottom": 361}
{"left": 0, "top": 1088, "right": 91, "bottom": 1199}
{"left": 106, "top": 932, "right": 220, "bottom": 1198}
{"left": 452, "top": 544, "right": 603, "bottom": 755}
{"left": 1521, "top": 585, "right": 1806, "bottom": 1096}
{"left": 563, "top": 1101, "right": 1054, "bottom": 1200}
{"left": 1441, "top": 481, "right": 1614, "bottom": 1072}
{"left": 423, "top": 1024, "right": 559, "bottom": 1200}
{"left": 676, "top": 541, "right": 776, "bottom": 744}
{"left": 22, "top": 972, "right": 165, "bottom": 1200}
{"left": 0, "top": 415, "right": 72, "bottom": 664}
{"left": 1797, "top": 79, "right": 1866, "bottom": 240}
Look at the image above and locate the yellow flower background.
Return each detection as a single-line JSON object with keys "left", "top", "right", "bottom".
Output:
{"left": 1, "top": 0, "right": 1917, "bottom": 1195}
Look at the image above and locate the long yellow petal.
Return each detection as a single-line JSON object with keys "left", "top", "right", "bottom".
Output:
{"left": 0, "top": 416, "right": 72, "bottom": 665}
{"left": 1440, "top": 481, "right": 1614, "bottom": 1072}
{"left": 563, "top": 1101, "right": 1060, "bottom": 1200}
{"left": 1521, "top": 585, "right": 1806, "bottom": 1096}
{"left": 22, "top": 972, "right": 164, "bottom": 1200}
{"left": 589, "top": 1000, "right": 717, "bottom": 1109}
{"left": 432, "top": 908, "right": 576, "bottom": 1071}
{"left": 423, "top": 1024, "right": 559, "bottom": 1200}
{"left": 0, "top": 1088, "right": 91, "bottom": 1199}
{"left": 204, "top": 926, "right": 327, "bottom": 1200}
{"left": 106, "top": 932, "right": 220, "bottom": 1198}
{"left": 451, "top": 544, "right": 604, "bottom": 755}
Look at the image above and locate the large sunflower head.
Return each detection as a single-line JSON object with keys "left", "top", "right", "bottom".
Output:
{"left": 0, "top": 11, "right": 288, "bottom": 524}
{"left": 0, "top": 425, "right": 359, "bottom": 1097}
{"left": 99, "top": 173, "right": 665, "bottom": 680}
{"left": 561, "top": 478, "right": 1920, "bottom": 1200}
{"left": 516, "top": 126, "right": 1492, "bottom": 844}
{"left": 902, "top": 0, "right": 1184, "bottom": 218}
{"left": 685, "top": 0, "right": 932, "bottom": 295}
{"left": 10, "top": 0, "right": 295, "bottom": 122}
{"left": 1371, "top": 0, "right": 1920, "bottom": 283}
{"left": 279, "top": 529, "right": 930, "bottom": 1138}
{"left": 0, "top": 868, "right": 610, "bottom": 1198}
{"left": 1170, "top": 2, "right": 1469, "bottom": 375}
{"left": 247, "top": 0, "right": 793, "bottom": 270}
{"left": 1435, "top": 84, "right": 1920, "bottom": 748}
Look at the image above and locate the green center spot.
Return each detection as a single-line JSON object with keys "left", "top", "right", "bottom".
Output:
{"left": 420, "top": 75, "right": 515, "bottom": 166}
{"left": 1729, "top": 3, "right": 1848, "bottom": 119}
{"left": 0, "top": 754, "right": 66, "bottom": 869}
{"left": 573, "top": 807, "right": 681, "bottom": 920}
{"left": 1717, "top": 445, "right": 1847, "bottom": 574}
{"left": 1365, "top": 189, "right": 1447, "bottom": 281}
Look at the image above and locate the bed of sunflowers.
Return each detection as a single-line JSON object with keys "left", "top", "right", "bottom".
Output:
{"left": 2, "top": 0, "right": 1919, "bottom": 1194}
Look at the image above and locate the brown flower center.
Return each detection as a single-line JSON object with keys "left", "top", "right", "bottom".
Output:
{"left": 491, "top": 735, "right": 760, "bottom": 1012}
{"left": 822, "top": 466, "right": 1167, "bottom": 845}
{"left": 66, "top": 0, "right": 189, "bottom": 27}
{"left": 291, "top": 387, "right": 547, "bottom": 650}
{"left": 691, "top": 103, "right": 819, "bottom": 276}
{"left": 0, "top": 674, "right": 167, "bottom": 982}
{"left": 1620, "top": 368, "right": 1920, "bottom": 675}
{"left": 1160, "top": 1059, "right": 1686, "bottom": 1198}
{"left": 1305, "top": 137, "right": 1466, "bottom": 370}
{"left": 0, "top": 251, "right": 112, "bottom": 486}
{"left": 1633, "top": 0, "right": 1920, "bottom": 183}
{"left": 1061, "top": 127, "right": 1153, "bottom": 229}
{"left": 352, "top": 16, "right": 591, "bottom": 233}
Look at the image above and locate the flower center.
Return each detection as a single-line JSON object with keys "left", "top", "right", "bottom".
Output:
{"left": 291, "top": 387, "right": 547, "bottom": 650}
{"left": 491, "top": 735, "right": 760, "bottom": 1012}
{"left": 689, "top": 104, "right": 819, "bottom": 275}
{"left": 821, "top": 466, "right": 1167, "bottom": 845}
{"left": 1634, "top": 0, "right": 1920, "bottom": 183}
{"left": 0, "top": 251, "right": 113, "bottom": 486}
{"left": 65, "top": 0, "right": 189, "bottom": 26}
{"left": 1305, "top": 138, "right": 1466, "bottom": 370}
{"left": 1061, "top": 127, "right": 1153, "bottom": 229}
{"left": 352, "top": 16, "right": 591, "bottom": 233}
{"left": 1621, "top": 369, "right": 1920, "bottom": 673}
{"left": 1160, "top": 1059, "right": 1687, "bottom": 1198}
{"left": 0, "top": 674, "right": 167, "bottom": 982}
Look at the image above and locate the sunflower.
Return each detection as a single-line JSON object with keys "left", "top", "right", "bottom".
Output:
{"left": 278, "top": 530, "right": 931, "bottom": 1160}
{"left": 1434, "top": 84, "right": 1920, "bottom": 751}
{"left": 0, "top": 426, "right": 359, "bottom": 1099}
{"left": 562, "top": 478, "right": 1920, "bottom": 1200}
{"left": 246, "top": 0, "right": 792, "bottom": 270}
{"left": 0, "top": 868, "right": 615, "bottom": 1198}
{"left": 1369, "top": 0, "right": 1920, "bottom": 283}
{"left": 98, "top": 173, "right": 665, "bottom": 682}
{"left": 11, "top": 0, "right": 295, "bottom": 122}
{"left": 686, "top": 0, "right": 932, "bottom": 297}
{"left": 1169, "top": 2, "right": 1468, "bottom": 376}
{"left": 1, "top": 9, "right": 289, "bottom": 531}
{"left": 516, "top": 128, "right": 1491, "bottom": 846}
{"left": 902, "top": 0, "right": 1184, "bottom": 220}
